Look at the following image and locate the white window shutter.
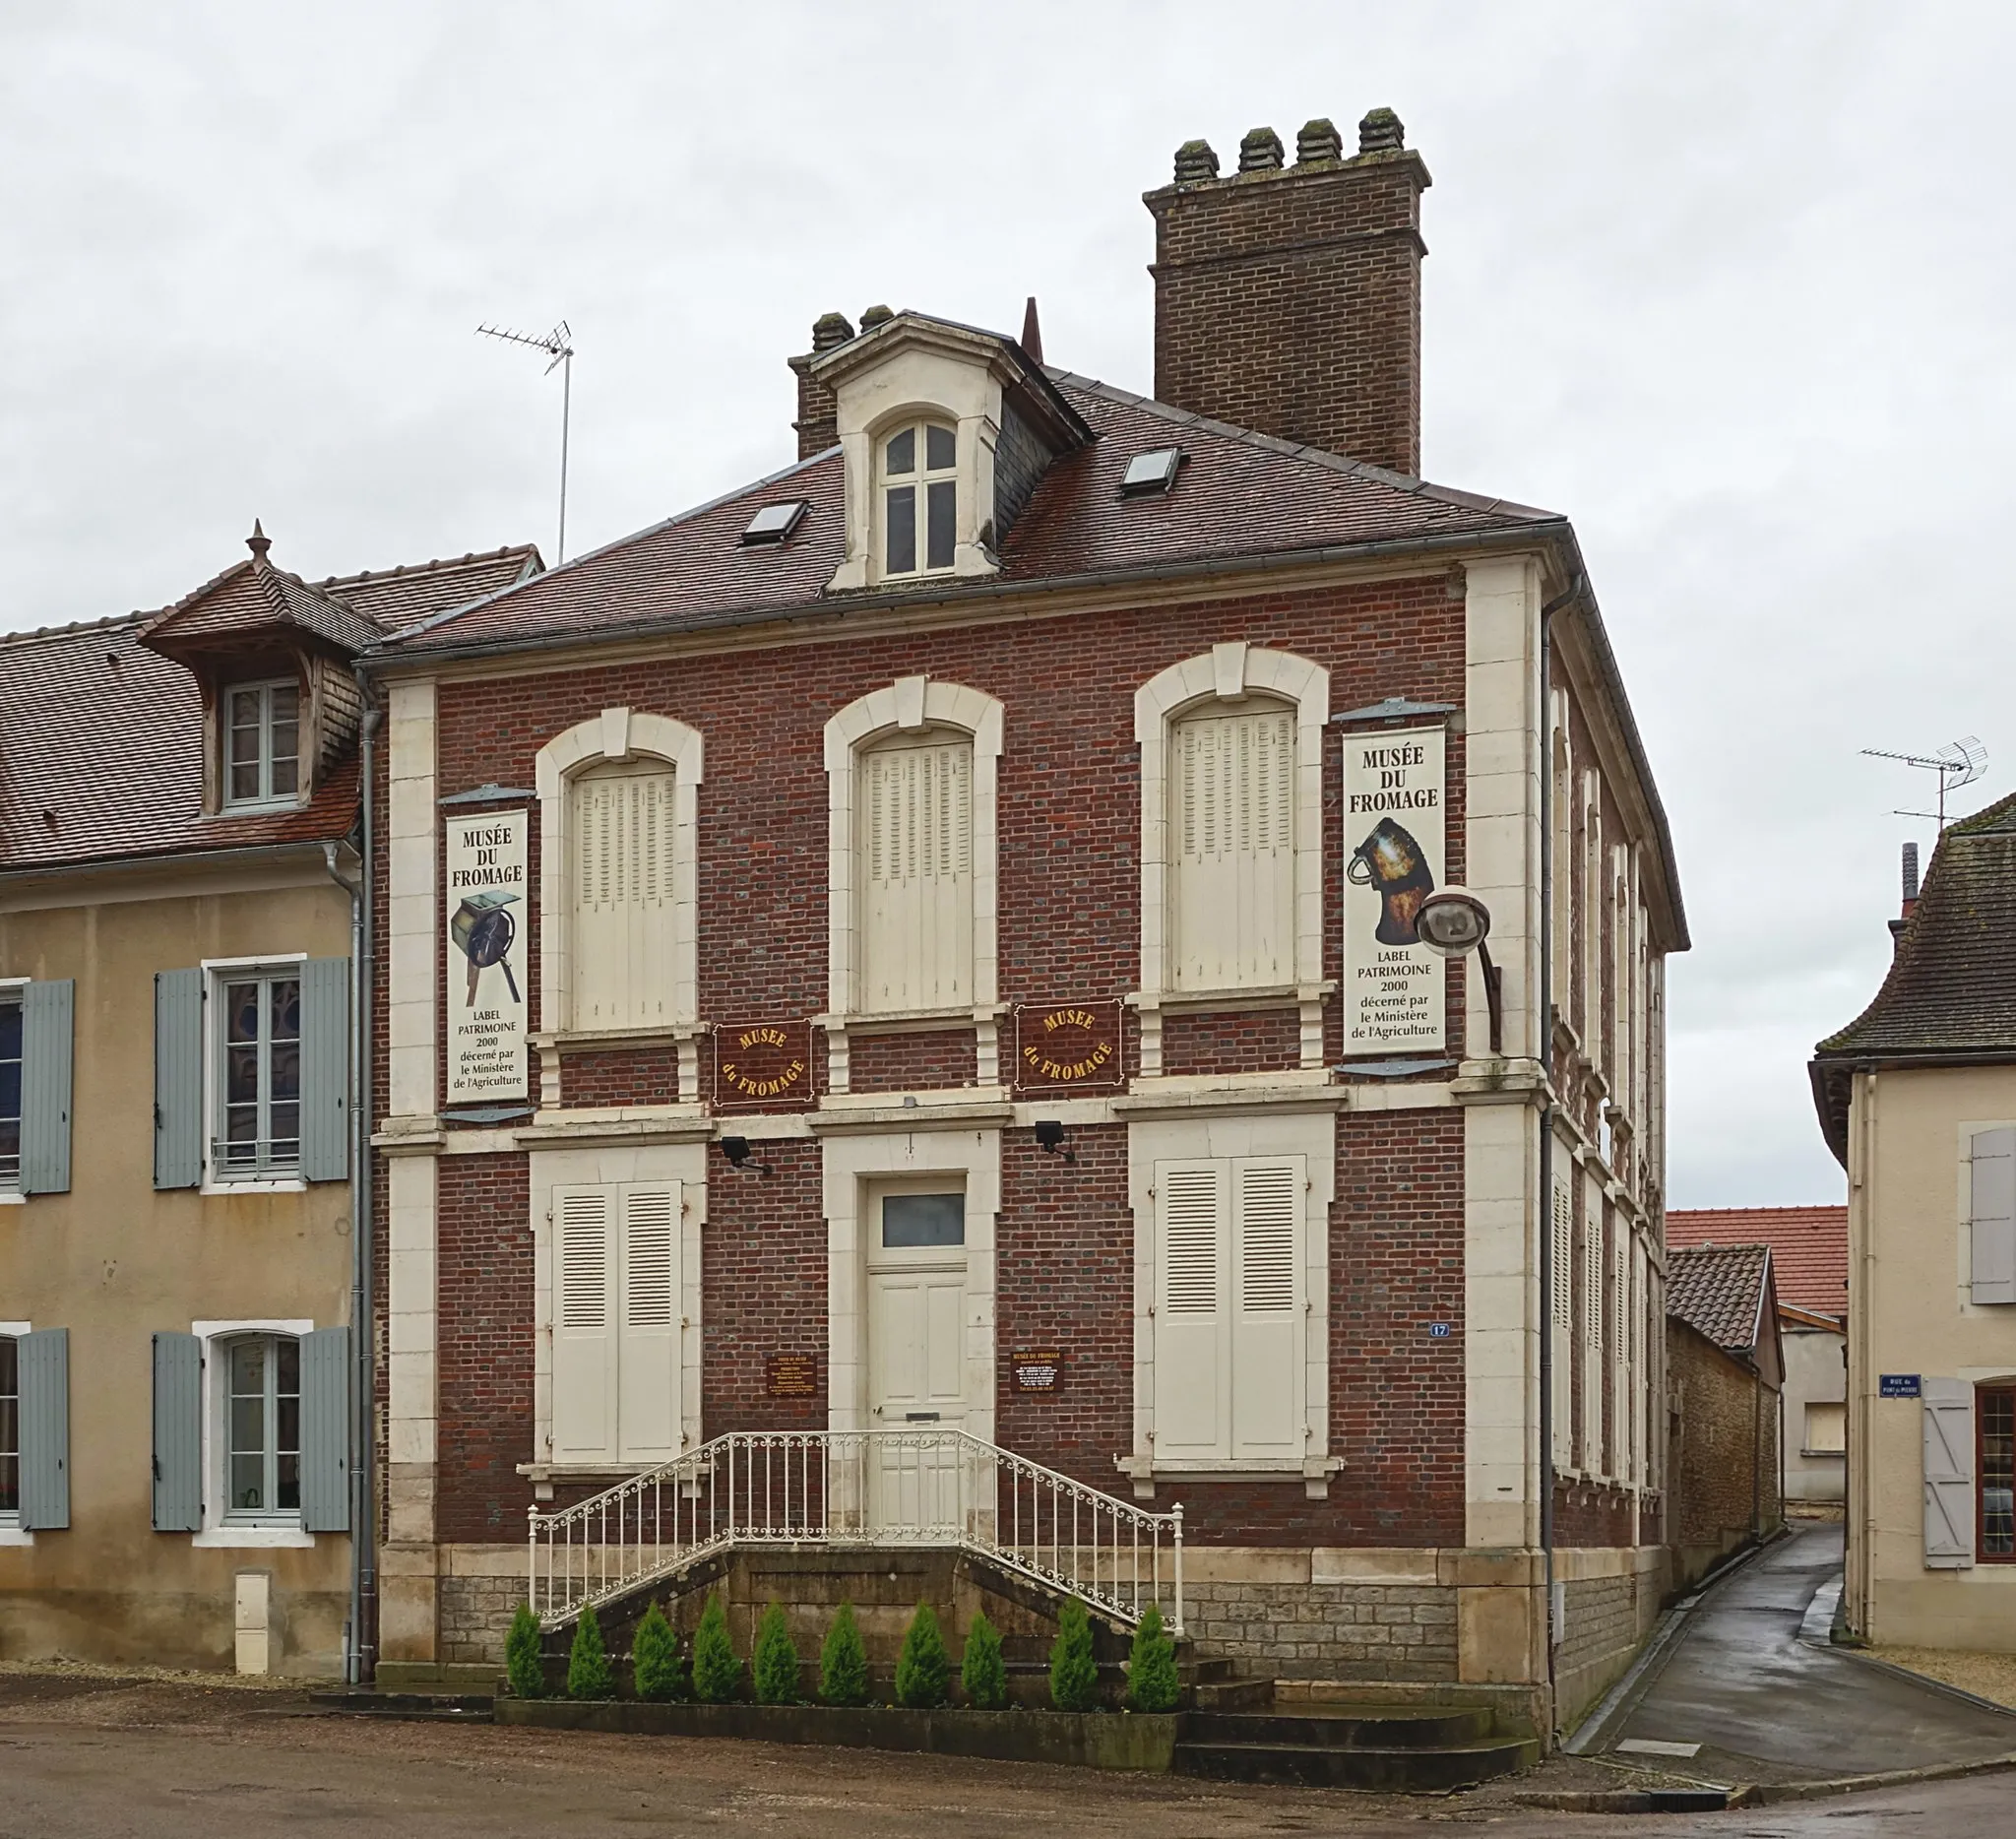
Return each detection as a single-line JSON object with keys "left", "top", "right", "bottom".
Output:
{"left": 1229, "top": 1157, "right": 1305, "bottom": 1461}
{"left": 1154, "top": 1160, "right": 1230, "bottom": 1461}
{"left": 570, "top": 766, "right": 676, "bottom": 1030}
{"left": 1922, "top": 1377, "right": 1975, "bottom": 1568}
{"left": 1970, "top": 1128, "right": 2016, "bottom": 1305}
{"left": 552, "top": 1186, "right": 615, "bottom": 1464}
{"left": 859, "top": 737, "right": 973, "bottom": 1012}
{"left": 1168, "top": 707, "right": 1295, "bottom": 990}
{"left": 1551, "top": 1176, "right": 1573, "bottom": 1467}
{"left": 616, "top": 1181, "right": 682, "bottom": 1463}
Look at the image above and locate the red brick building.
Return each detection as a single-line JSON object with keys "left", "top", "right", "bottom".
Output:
{"left": 362, "top": 109, "right": 1685, "bottom": 1736}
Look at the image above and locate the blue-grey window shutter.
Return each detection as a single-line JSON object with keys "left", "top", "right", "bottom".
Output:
{"left": 1922, "top": 1377, "right": 1975, "bottom": 1568}
{"left": 20, "top": 980, "right": 74, "bottom": 1195}
{"left": 18, "top": 1327, "right": 69, "bottom": 1530}
{"left": 299, "top": 958, "right": 350, "bottom": 1183}
{"left": 152, "top": 1331, "right": 204, "bottom": 1533}
{"left": 299, "top": 1325, "right": 350, "bottom": 1533}
{"left": 154, "top": 969, "right": 203, "bottom": 1190}
{"left": 1970, "top": 1128, "right": 2016, "bottom": 1305}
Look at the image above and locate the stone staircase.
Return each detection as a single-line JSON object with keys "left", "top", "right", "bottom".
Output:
{"left": 1174, "top": 1693, "right": 1538, "bottom": 1791}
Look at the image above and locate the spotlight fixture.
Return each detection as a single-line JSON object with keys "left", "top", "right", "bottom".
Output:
{"left": 1034, "top": 1119, "right": 1076, "bottom": 1165}
{"left": 718, "top": 1135, "right": 775, "bottom": 1178}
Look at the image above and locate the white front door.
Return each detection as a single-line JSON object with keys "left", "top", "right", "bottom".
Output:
{"left": 866, "top": 1186, "right": 968, "bottom": 1533}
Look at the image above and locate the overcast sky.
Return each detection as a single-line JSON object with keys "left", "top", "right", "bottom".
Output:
{"left": 5, "top": 3, "right": 2010, "bottom": 1208}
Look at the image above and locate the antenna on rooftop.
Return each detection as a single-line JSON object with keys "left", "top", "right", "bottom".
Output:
{"left": 476, "top": 320, "right": 575, "bottom": 562}
{"left": 1861, "top": 734, "right": 1987, "bottom": 828}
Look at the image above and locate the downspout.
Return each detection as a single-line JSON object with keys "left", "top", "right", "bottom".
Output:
{"left": 321, "top": 828, "right": 364, "bottom": 1684}
{"left": 348, "top": 689, "right": 384, "bottom": 1684}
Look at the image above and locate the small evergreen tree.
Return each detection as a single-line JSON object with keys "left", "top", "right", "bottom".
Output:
{"left": 1048, "top": 1596, "right": 1100, "bottom": 1712}
{"left": 566, "top": 1606, "right": 615, "bottom": 1700}
{"left": 506, "top": 1603, "right": 545, "bottom": 1699}
{"left": 753, "top": 1602, "right": 800, "bottom": 1704}
{"left": 632, "top": 1602, "right": 686, "bottom": 1702}
{"left": 691, "top": 1592, "right": 742, "bottom": 1703}
{"left": 959, "top": 1608, "right": 1008, "bottom": 1710}
{"left": 819, "top": 1601, "right": 870, "bottom": 1707}
{"left": 894, "top": 1602, "right": 950, "bottom": 1708}
{"left": 1125, "top": 1601, "right": 1179, "bottom": 1713}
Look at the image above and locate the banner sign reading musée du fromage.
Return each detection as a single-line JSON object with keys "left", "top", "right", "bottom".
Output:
{"left": 1343, "top": 728, "right": 1447, "bottom": 1053}
{"left": 446, "top": 809, "right": 529, "bottom": 1102}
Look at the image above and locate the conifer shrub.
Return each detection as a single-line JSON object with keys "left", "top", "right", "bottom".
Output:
{"left": 1125, "top": 1601, "right": 1179, "bottom": 1713}
{"left": 894, "top": 1602, "right": 950, "bottom": 1708}
{"left": 1048, "top": 1596, "right": 1100, "bottom": 1712}
{"left": 691, "top": 1592, "right": 742, "bottom": 1703}
{"left": 753, "top": 1601, "right": 800, "bottom": 1704}
{"left": 506, "top": 1602, "right": 545, "bottom": 1699}
{"left": 819, "top": 1601, "right": 870, "bottom": 1707}
{"left": 959, "top": 1608, "right": 1008, "bottom": 1710}
{"left": 566, "top": 1606, "right": 615, "bottom": 1700}
{"left": 632, "top": 1602, "right": 686, "bottom": 1702}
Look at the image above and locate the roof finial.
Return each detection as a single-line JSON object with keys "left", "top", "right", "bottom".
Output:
{"left": 246, "top": 519, "right": 272, "bottom": 565}
{"left": 1020, "top": 295, "right": 1044, "bottom": 367}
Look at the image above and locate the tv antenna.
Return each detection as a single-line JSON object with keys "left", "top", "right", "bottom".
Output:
{"left": 1861, "top": 734, "right": 1987, "bottom": 828}
{"left": 476, "top": 320, "right": 575, "bottom": 562}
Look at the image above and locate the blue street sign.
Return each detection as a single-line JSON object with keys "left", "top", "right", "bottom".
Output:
{"left": 1880, "top": 1373, "right": 1922, "bottom": 1399}
{"left": 1428, "top": 1322, "right": 1451, "bottom": 1339}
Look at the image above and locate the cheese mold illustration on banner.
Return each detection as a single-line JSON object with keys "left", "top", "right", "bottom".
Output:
{"left": 1342, "top": 728, "right": 1447, "bottom": 1053}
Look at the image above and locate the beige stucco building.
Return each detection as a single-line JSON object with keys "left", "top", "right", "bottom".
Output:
{"left": 1813, "top": 809, "right": 2016, "bottom": 1650}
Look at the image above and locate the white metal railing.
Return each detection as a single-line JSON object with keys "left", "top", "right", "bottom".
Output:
{"left": 528, "top": 1428, "right": 1182, "bottom": 1637}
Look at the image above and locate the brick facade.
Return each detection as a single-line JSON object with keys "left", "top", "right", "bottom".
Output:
{"left": 1668, "top": 1317, "right": 1782, "bottom": 1584}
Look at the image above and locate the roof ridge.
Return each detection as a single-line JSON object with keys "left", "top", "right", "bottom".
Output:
{"left": 0, "top": 610, "right": 149, "bottom": 648}
{"left": 314, "top": 541, "right": 538, "bottom": 592}
{"left": 1045, "top": 370, "right": 1560, "bottom": 522}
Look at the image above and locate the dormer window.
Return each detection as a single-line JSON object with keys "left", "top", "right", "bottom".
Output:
{"left": 224, "top": 680, "right": 300, "bottom": 810}
{"left": 882, "top": 420, "right": 958, "bottom": 577}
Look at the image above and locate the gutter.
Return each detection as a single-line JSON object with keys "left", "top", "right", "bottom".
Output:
{"left": 0, "top": 836, "right": 351, "bottom": 890}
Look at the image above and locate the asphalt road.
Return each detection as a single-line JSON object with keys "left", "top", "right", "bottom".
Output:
{"left": 1613, "top": 1521, "right": 2016, "bottom": 1782}
{"left": 1, "top": 1672, "right": 2013, "bottom": 1838}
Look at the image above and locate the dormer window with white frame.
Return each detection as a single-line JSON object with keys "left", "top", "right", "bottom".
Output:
{"left": 881, "top": 420, "right": 959, "bottom": 578}
{"left": 223, "top": 679, "right": 300, "bottom": 810}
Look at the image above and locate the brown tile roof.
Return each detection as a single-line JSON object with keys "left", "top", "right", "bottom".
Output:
{"left": 1668, "top": 1207, "right": 1846, "bottom": 1319}
{"left": 144, "top": 559, "right": 383, "bottom": 657}
{"left": 1666, "top": 1242, "right": 1774, "bottom": 1355}
{"left": 316, "top": 545, "right": 540, "bottom": 627}
{"left": 380, "top": 369, "right": 1558, "bottom": 659}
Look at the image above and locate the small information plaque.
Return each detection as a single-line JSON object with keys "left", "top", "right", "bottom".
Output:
{"left": 1880, "top": 1373, "right": 1922, "bottom": 1399}
{"left": 1012, "top": 1001, "right": 1124, "bottom": 1095}
{"left": 765, "top": 1353, "right": 818, "bottom": 1399}
{"left": 712, "top": 1019, "right": 815, "bottom": 1110}
{"left": 1010, "top": 1349, "right": 1063, "bottom": 1393}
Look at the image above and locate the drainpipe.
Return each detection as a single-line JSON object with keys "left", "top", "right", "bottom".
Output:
{"left": 348, "top": 689, "right": 384, "bottom": 1684}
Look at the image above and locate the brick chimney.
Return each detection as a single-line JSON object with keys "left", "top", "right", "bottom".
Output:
{"left": 1144, "top": 108, "right": 1431, "bottom": 476}
{"left": 1889, "top": 840, "right": 1921, "bottom": 949}
{"left": 787, "top": 312, "right": 855, "bottom": 459}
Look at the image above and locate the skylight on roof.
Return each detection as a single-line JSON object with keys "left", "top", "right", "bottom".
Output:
{"left": 1120, "top": 448, "right": 1185, "bottom": 496}
{"left": 741, "top": 500, "right": 808, "bottom": 545}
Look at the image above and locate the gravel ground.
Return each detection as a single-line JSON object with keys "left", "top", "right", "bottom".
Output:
{"left": 1866, "top": 1646, "right": 2016, "bottom": 1710}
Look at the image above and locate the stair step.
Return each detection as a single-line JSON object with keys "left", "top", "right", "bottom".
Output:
{"left": 1175, "top": 1737, "right": 1538, "bottom": 1792}
{"left": 1189, "top": 1678, "right": 1275, "bottom": 1711}
{"left": 1183, "top": 1706, "right": 1493, "bottom": 1749}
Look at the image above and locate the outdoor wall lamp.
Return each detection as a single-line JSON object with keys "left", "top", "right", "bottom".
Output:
{"left": 1415, "top": 886, "right": 1504, "bottom": 1056}
{"left": 1033, "top": 1119, "right": 1077, "bottom": 1165}
{"left": 718, "top": 1135, "right": 775, "bottom": 1178}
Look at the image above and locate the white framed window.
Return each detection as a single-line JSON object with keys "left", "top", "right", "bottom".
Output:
{"left": 0, "top": 1329, "right": 18, "bottom": 1528}
{"left": 880, "top": 419, "right": 958, "bottom": 578}
{"left": 858, "top": 730, "right": 975, "bottom": 1013}
{"left": 0, "top": 989, "right": 21, "bottom": 1191}
{"left": 220, "top": 1332, "right": 301, "bottom": 1523}
{"left": 213, "top": 968, "right": 302, "bottom": 1181}
{"left": 569, "top": 759, "right": 678, "bottom": 1030}
{"left": 222, "top": 679, "right": 300, "bottom": 810}
{"left": 1804, "top": 1400, "right": 1847, "bottom": 1456}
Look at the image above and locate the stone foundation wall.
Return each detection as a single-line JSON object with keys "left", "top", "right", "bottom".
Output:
{"left": 441, "top": 1572, "right": 522, "bottom": 1666}
{"left": 1182, "top": 1580, "right": 1457, "bottom": 1680}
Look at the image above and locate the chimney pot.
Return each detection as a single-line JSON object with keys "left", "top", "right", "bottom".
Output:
{"left": 1237, "top": 126, "right": 1285, "bottom": 173}
{"left": 859, "top": 303, "right": 894, "bottom": 332}
{"left": 1901, "top": 840, "right": 1921, "bottom": 909}
{"left": 811, "top": 311, "right": 854, "bottom": 351}
{"left": 1296, "top": 117, "right": 1343, "bottom": 164}
{"left": 1171, "top": 138, "right": 1220, "bottom": 183}
{"left": 1358, "top": 106, "right": 1405, "bottom": 154}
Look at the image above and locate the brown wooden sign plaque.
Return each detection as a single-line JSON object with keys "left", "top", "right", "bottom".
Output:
{"left": 765, "top": 1353, "right": 818, "bottom": 1399}
{"left": 1012, "top": 1000, "right": 1124, "bottom": 1094}
{"left": 711, "top": 1018, "right": 815, "bottom": 1110}
{"left": 1009, "top": 1349, "right": 1062, "bottom": 1394}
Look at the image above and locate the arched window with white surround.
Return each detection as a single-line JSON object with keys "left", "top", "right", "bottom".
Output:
{"left": 879, "top": 419, "right": 959, "bottom": 578}
{"left": 858, "top": 729, "right": 974, "bottom": 1012}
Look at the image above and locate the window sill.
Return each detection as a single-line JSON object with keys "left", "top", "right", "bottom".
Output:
{"left": 0, "top": 1190, "right": 23, "bottom": 1206}
{"left": 206, "top": 798, "right": 310, "bottom": 821}
{"left": 0, "top": 1523, "right": 32, "bottom": 1546}
{"left": 1129, "top": 983, "right": 1335, "bottom": 1014}
{"left": 1798, "top": 1450, "right": 1848, "bottom": 1461}
{"left": 819, "top": 1004, "right": 1006, "bottom": 1036}
{"left": 202, "top": 1177, "right": 307, "bottom": 1196}
{"left": 192, "top": 1525, "right": 315, "bottom": 1550}
{"left": 1117, "top": 1454, "right": 1341, "bottom": 1500}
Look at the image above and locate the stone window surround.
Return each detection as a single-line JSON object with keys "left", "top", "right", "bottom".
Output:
{"left": 189, "top": 1316, "right": 316, "bottom": 1550}
{"left": 535, "top": 708, "right": 705, "bottom": 1102}
{"left": 0, "top": 1317, "right": 27, "bottom": 1545}
{"left": 822, "top": 675, "right": 1004, "bottom": 1095}
{"left": 1131, "top": 642, "right": 1331, "bottom": 1078}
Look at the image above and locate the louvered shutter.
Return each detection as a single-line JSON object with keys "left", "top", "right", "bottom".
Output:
{"left": 1229, "top": 1158, "right": 1305, "bottom": 1461}
{"left": 1169, "top": 707, "right": 1296, "bottom": 990}
{"left": 1154, "top": 1160, "right": 1229, "bottom": 1461}
{"left": 1922, "top": 1378, "right": 1975, "bottom": 1568}
{"left": 17, "top": 1328, "right": 69, "bottom": 1530}
{"left": 1970, "top": 1128, "right": 2016, "bottom": 1306}
{"left": 20, "top": 980, "right": 73, "bottom": 1195}
{"left": 154, "top": 969, "right": 204, "bottom": 1190}
{"left": 571, "top": 766, "right": 676, "bottom": 1030}
{"left": 298, "top": 959, "right": 350, "bottom": 1183}
{"left": 152, "top": 1331, "right": 204, "bottom": 1532}
{"left": 298, "top": 1325, "right": 350, "bottom": 1532}
{"left": 859, "top": 737, "right": 974, "bottom": 1012}
{"left": 616, "top": 1182, "right": 681, "bottom": 1463}
{"left": 552, "top": 1186, "right": 615, "bottom": 1464}
{"left": 1550, "top": 1176, "right": 1573, "bottom": 1465}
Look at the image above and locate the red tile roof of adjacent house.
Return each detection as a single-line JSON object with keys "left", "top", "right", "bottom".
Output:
{"left": 1667, "top": 1207, "right": 1848, "bottom": 1319}
{"left": 1666, "top": 1242, "right": 1775, "bottom": 1356}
